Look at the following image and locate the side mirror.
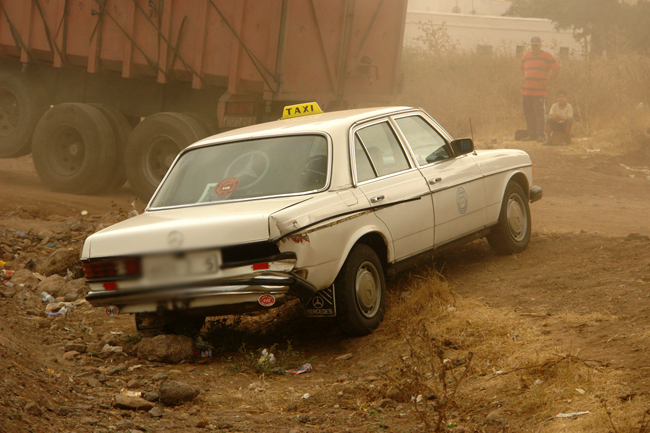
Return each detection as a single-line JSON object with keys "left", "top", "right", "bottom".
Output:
{"left": 450, "top": 138, "right": 474, "bottom": 156}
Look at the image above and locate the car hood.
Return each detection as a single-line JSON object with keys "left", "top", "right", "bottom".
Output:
{"left": 82, "top": 197, "right": 310, "bottom": 259}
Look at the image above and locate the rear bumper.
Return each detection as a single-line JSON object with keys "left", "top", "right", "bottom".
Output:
{"left": 85, "top": 272, "right": 317, "bottom": 312}
{"left": 529, "top": 185, "right": 543, "bottom": 203}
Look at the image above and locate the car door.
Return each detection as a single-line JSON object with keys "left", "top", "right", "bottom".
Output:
{"left": 392, "top": 114, "right": 487, "bottom": 246}
{"left": 353, "top": 119, "right": 434, "bottom": 260}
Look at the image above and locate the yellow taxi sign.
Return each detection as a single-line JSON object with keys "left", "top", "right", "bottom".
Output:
{"left": 281, "top": 102, "right": 323, "bottom": 119}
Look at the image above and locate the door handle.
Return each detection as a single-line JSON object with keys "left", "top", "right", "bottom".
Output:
{"left": 370, "top": 195, "right": 385, "bottom": 203}
{"left": 429, "top": 177, "right": 442, "bottom": 185}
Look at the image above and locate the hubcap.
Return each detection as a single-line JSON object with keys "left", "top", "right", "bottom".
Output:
{"left": 49, "top": 126, "right": 85, "bottom": 176}
{"left": 355, "top": 261, "right": 381, "bottom": 318}
{"left": 144, "top": 135, "right": 179, "bottom": 183}
{"left": 506, "top": 193, "right": 527, "bottom": 241}
{"left": 0, "top": 88, "right": 19, "bottom": 138}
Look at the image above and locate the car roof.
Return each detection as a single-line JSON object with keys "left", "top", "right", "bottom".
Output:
{"left": 189, "top": 106, "right": 418, "bottom": 148}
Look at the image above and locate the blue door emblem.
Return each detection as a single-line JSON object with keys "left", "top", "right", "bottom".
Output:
{"left": 456, "top": 187, "right": 468, "bottom": 214}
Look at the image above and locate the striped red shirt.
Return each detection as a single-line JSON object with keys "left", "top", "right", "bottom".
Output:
{"left": 519, "top": 50, "right": 560, "bottom": 96}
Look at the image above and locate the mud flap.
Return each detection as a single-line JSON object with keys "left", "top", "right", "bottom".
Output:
{"left": 304, "top": 286, "right": 336, "bottom": 317}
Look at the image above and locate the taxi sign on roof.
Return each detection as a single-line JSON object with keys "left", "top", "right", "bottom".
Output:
{"left": 282, "top": 102, "right": 323, "bottom": 119}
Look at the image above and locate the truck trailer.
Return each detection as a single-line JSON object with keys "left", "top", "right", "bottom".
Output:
{"left": 0, "top": 0, "right": 406, "bottom": 201}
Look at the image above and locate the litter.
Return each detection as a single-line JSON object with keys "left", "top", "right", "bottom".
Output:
{"left": 555, "top": 411, "right": 590, "bottom": 418}
{"left": 286, "top": 363, "right": 312, "bottom": 376}
{"left": 120, "top": 389, "right": 142, "bottom": 397}
{"left": 102, "top": 344, "right": 123, "bottom": 353}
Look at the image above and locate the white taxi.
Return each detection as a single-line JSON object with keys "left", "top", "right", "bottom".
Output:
{"left": 82, "top": 104, "right": 542, "bottom": 336}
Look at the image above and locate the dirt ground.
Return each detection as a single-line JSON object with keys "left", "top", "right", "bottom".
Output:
{"left": 0, "top": 134, "right": 649, "bottom": 433}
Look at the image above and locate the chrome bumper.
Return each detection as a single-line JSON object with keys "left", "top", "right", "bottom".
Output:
{"left": 85, "top": 272, "right": 317, "bottom": 308}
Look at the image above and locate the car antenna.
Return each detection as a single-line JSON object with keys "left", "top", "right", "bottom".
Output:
{"left": 469, "top": 117, "right": 474, "bottom": 141}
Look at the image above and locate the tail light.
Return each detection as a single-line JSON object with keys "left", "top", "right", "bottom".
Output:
{"left": 83, "top": 257, "right": 141, "bottom": 281}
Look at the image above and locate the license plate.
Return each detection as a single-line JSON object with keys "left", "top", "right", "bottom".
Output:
{"left": 142, "top": 250, "right": 221, "bottom": 280}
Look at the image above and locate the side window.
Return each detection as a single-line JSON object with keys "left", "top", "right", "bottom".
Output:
{"left": 355, "top": 122, "right": 410, "bottom": 178}
{"left": 354, "top": 136, "right": 375, "bottom": 182}
{"left": 395, "top": 116, "right": 450, "bottom": 165}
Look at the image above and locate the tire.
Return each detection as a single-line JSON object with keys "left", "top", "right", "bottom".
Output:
{"left": 335, "top": 244, "right": 386, "bottom": 336}
{"left": 185, "top": 112, "right": 217, "bottom": 136}
{"left": 135, "top": 311, "right": 206, "bottom": 337}
{"left": 32, "top": 103, "right": 117, "bottom": 194}
{"left": 0, "top": 69, "right": 48, "bottom": 158}
{"left": 487, "top": 181, "right": 531, "bottom": 255}
{"left": 89, "top": 104, "right": 132, "bottom": 192}
{"left": 124, "top": 112, "right": 210, "bottom": 203}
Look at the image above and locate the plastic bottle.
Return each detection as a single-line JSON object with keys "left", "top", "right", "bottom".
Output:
{"left": 40, "top": 292, "right": 55, "bottom": 303}
{"left": 47, "top": 306, "right": 68, "bottom": 317}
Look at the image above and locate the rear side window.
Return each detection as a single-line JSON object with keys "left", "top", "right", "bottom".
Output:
{"left": 395, "top": 116, "right": 450, "bottom": 165}
{"left": 355, "top": 122, "right": 410, "bottom": 180}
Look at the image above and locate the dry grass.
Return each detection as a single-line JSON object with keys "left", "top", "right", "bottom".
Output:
{"left": 373, "top": 269, "right": 650, "bottom": 432}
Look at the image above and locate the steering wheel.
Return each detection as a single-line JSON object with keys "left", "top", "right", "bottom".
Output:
{"left": 301, "top": 154, "right": 328, "bottom": 190}
{"left": 224, "top": 151, "right": 270, "bottom": 190}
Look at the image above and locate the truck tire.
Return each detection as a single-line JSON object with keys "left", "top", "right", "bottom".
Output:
{"left": 32, "top": 103, "right": 117, "bottom": 194}
{"left": 335, "top": 244, "right": 386, "bottom": 336}
{"left": 486, "top": 181, "right": 531, "bottom": 255}
{"left": 0, "top": 70, "right": 48, "bottom": 158}
{"left": 125, "top": 112, "right": 210, "bottom": 203}
{"left": 89, "top": 104, "right": 132, "bottom": 192}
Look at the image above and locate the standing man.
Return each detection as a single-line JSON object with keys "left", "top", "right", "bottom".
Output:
{"left": 519, "top": 36, "right": 561, "bottom": 142}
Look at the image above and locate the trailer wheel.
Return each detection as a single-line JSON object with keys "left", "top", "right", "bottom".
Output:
{"left": 125, "top": 112, "right": 210, "bottom": 203}
{"left": 0, "top": 70, "right": 48, "bottom": 158}
{"left": 89, "top": 104, "right": 132, "bottom": 192}
{"left": 32, "top": 103, "right": 117, "bottom": 194}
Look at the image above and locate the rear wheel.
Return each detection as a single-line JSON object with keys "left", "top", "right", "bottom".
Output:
{"left": 487, "top": 181, "right": 531, "bottom": 254}
{"left": 32, "top": 103, "right": 116, "bottom": 194}
{"left": 125, "top": 112, "right": 210, "bottom": 203}
{"left": 335, "top": 244, "right": 386, "bottom": 336}
{"left": 0, "top": 70, "right": 48, "bottom": 158}
{"left": 89, "top": 104, "right": 132, "bottom": 192}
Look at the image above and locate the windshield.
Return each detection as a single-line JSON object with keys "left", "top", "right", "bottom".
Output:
{"left": 150, "top": 134, "right": 329, "bottom": 208}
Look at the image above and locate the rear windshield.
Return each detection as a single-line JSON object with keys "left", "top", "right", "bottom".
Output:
{"left": 150, "top": 135, "right": 329, "bottom": 208}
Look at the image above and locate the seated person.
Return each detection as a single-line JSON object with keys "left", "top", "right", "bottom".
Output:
{"left": 544, "top": 90, "right": 573, "bottom": 146}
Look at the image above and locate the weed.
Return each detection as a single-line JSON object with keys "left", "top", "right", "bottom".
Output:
{"left": 122, "top": 332, "right": 142, "bottom": 345}
{"left": 237, "top": 341, "right": 312, "bottom": 376}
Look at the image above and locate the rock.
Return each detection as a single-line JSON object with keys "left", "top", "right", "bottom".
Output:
{"left": 196, "top": 418, "right": 208, "bottom": 428}
{"left": 1, "top": 288, "right": 17, "bottom": 298}
{"left": 626, "top": 233, "right": 650, "bottom": 242}
{"left": 112, "top": 394, "right": 155, "bottom": 411}
{"left": 159, "top": 381, "right": 200, "bottom": 406}
{"left": 63, "top": 351, "right": 81, "bottom": 361}
{"left": 142, "top": 391, "right": 159, "bottom": 402}
{"left": 62, "top": 278, "right": 88, "bottom": 300}
{"left": 105, "top": 363, "right": 128, "bottom": 375}
{"left": 149, "top": 407, "right": 163, "bottom": 418}
{"left": 24, "top": 402, "right": 42, "bottom": 416}
{"left": 486, "top": 408, "right": 505, "bottom": 424}
{"left": 136, "top": 335, "right": 194, "bottom": 364}
{"left": 152, "top": 373, "right": 168, "bottom": 381}
{"left": 86, "top": 378, "right": 101, "bottom": 388}
{"left": 375, "top": 398, "right": 396, "bottom": 409}
{"left": 36, "top": 274, "right": 66, "bottom": 297}
{"left": 386, "top": 387, "right": 408, "bottom": 403}
{"left": 9, "top": 269, "right": 39, "bottom": 289}
{"left": 37, "top": 229, "right": 55, "bottom": 240}
{"left": 36, "top": 247, "right": 82, "bottom": 277}
{"left": 57, "top": 406, "right": 72, "bottom": 416}
{"left": 335, "top": 353, "right": 353, "bottom": 361}
{"left": 65, "top": 343, "right": 87, "bottom": 353}
{"left": 127, "top": 379, "right": 144, "bottom": 388}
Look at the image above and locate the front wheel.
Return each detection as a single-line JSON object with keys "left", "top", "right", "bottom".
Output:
{"left": 335, "top": 244, "right": 386, "bottom": 336}
{"left": 487, "top": 181, "right": 531, "bottom": 255}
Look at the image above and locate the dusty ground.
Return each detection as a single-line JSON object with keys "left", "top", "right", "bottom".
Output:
{"left": 0, "top": 135, "right": 649, "bottom": 433}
